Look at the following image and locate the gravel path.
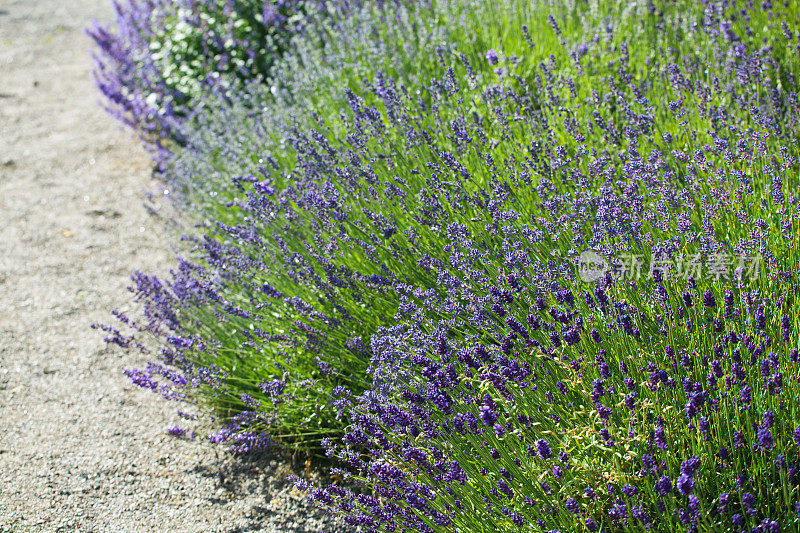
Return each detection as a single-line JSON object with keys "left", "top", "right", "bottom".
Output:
{"left": 0, "top": 2, "right": 346, "bottom": 531}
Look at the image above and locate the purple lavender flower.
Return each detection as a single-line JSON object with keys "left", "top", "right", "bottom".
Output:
{"left": 719, "top": 447, "right": 729, "bottom": 462}
{"left": 655, "top": 475, "right": 672, "bottom": 495}
{"left": 479, "top": 395, "right": 499, "bottom": 426}
{"left": 688, "top": 494, "right": 700, "bottom": 519}
{"left": 682, "top": 291, "right": 693, "bottom": 308}
{"left": 742, "top": 492, "right": 757, "bottom": 516}
{"left": 167, "top": 425, "right": 186, "bottom": 437}
{"left": 718, "top": 492, "right": 730, "bottom": 513}
{"left": 676, "top": 473, "right": 695, "bottom": 495}
{"left": 703, "top": 290, "right": 716, "bottom": 308}
{"left": 591, "top": 379, "right": 605, "bottom": 402}
{"left": 535, "top": 439, "right": 552, "bottom": 460}
{"left": 758, "top": 427, "right": 774, "bottom": 452}
{"left": 699, "top": 416, "right": 710, "bottom": 436}
{"left": 741, "top": 386, "right": 752, "bottom": 406}
{"left": 565, "top": 497, "right": 579, "bottom": 514}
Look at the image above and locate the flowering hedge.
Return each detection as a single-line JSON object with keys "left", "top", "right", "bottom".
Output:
{"left": 95, "top": 0, "right": 800, "bottom": 530}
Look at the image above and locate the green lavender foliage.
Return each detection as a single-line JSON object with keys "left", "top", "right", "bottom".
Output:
{"left": 112, "top": 4, "right": 800, "bottom": 505}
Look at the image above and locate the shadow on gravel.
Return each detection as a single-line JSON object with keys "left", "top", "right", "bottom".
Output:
{"left": 185, "top": 450, "right": 355, "bottom": 533}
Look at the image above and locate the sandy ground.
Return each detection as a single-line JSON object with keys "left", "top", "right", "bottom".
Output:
{"left": 0, "top": 1, "right": 347, "bottom": 531}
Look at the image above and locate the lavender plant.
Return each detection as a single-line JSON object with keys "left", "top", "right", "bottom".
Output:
{"left": 299, "top": 279, "right": 800, "bottom": 531}
{"left": 99, "top": 0, "right": 800, "bottom": 528}
{"left": 166, "top": 0, "right": 800, "bottom": 221}
{"left": 87, "top": 0, "right": 315, "bottom": 157}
